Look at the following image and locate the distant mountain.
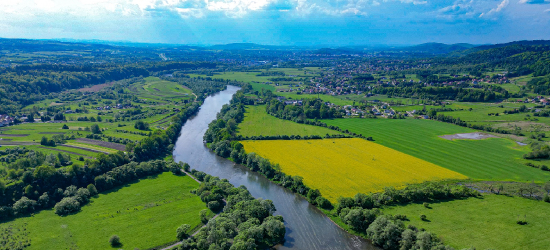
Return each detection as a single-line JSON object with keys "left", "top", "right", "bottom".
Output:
{"left": 207, "top": 43, "right": 306, "bottom": 50}
{"left": 450, "top": 40, "right": 550, "bottom": 56}
{"left": 0, "top": 38, "right": 114, "bottom": 52}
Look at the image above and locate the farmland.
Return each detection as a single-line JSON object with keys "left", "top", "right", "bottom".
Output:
{"left": 3, "top": 172, "right": 209, "bottom": 250}
{"left": 322, "top": 118, "right": 549, "bottom": 181}
{"left": 238, "top": 105, "right": 342, "bottom": 137}
{"left": 241, "top": 138, "right": 467, "bottom": 202}
{"left": 0, "top": 76, "right": 196, "bottom": 169}
{"left": 382, "top": 194, "right": 550, "bottom": 250}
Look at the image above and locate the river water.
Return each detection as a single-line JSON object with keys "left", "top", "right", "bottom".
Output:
{"left": 173, "top": 86, "right": 374, "bottom": 250}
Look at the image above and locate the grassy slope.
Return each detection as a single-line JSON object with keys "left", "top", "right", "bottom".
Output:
{"left": 322, "top": 118, "right": 550, "bottom": 181}
{"left": 382, "top": 195, "right": 550, "bottom": 250}
{"left": 6, "top": 172, "right": 207, "bottom": 250}
{"left": 238, "top": 105, "right": 342, "bottom": 137}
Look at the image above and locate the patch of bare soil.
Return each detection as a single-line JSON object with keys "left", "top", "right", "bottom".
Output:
{"left": 76, "top": 82, "right": 114, "bottom": 93}
{"left": 75, "top": 138, "right": 125, "bottom": 151}
{"left": 440, "top": 132, "right": 498, "bottom": 140}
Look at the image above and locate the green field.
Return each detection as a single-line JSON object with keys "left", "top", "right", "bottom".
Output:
{"left": 3, "top": 172, "right": 208, "bottom": 250}
{"left": 382, "top": 195, "right": 550, "bottom": 250}
{"left": 322, "top": 118, "right": 549, "bottom": 181}
{"left": 239, "top": 105, "right": 342, "bottom": 137}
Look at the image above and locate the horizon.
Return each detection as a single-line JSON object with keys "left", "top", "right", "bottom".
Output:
{"left": 1, "top": 0, "right": 549, "bottom": 46}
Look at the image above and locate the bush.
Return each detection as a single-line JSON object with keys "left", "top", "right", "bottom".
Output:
{"left": 420, "top": 214, "right": 427, "bottom": 221}
{"left": 423, "top": 202, "right": 430, "bottom": 208}
{"left": 109, "top": 235, "right": 121, "bottom": 246}
{"left": 54, "top": 197, "right": 81, "bottom": 215}
{"left": 176, "top": 224, "right": 191, "bottom": 240}
{"left": 62, "top": 124, "right": 69, "bottom": 129}
{"left": 315, "top": 196, "right": 332, "bottom": 209}
{"left": 544, "top": 194, "right": 550, "bottom": 203}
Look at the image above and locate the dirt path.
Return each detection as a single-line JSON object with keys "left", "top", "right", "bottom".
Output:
{"left": 157, "top": 169, "right": 225, "bottom": 250}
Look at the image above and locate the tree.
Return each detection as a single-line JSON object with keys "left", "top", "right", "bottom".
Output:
{"left": 62, "top": 124, "right": 69, "bottom": 129}
{"left": 109, "top": 235, "right": 121, "bottom": 247}
{"left": 54, "top": 197, "right": 81, "bottom": 215}
{"left": 176, "top": 224, "right": 191, "bottom": 240}
{"left": 366, "top": 216, "right": 404, "bottom": 250}
{"left": 200, "top": 209, "right": 209, "bottom": 224}
{"left": 87, "top": 184, "right": 98, "bottom": 196}
{"left": 91, "top": 124, "right": 101, "bottom": 134}
{"left": 12, "top": 197, "right": 37, "bottom": 215}
{"left": 134, "top": 120, "right": 149, "bottom": 131}
{"left": 38, "top": 192, "right": 50, "bottom": 207}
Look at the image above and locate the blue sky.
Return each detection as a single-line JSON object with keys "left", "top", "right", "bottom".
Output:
{"left": 0, "top": 0, "right": 549, "bottom": 46}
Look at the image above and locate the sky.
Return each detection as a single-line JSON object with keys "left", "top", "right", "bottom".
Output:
{"left": 0, "top": 0, "right": 549, "bottom": 46}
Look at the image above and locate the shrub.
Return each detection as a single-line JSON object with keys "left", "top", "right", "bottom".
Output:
{"left": 393, "top": 214, "right": 407, "bottom": 221}
{"left": 109, "top": 235, "right": 121, "bottom": 246}
{"left": 54, "top": 197, "right": 81, "bottom": 215}
{"left": 78, "top": 156, "right": 84, "bottom": 161}
{"left": 176, "top": 224, "right": 191, "bottom": 240}
{"left": 420, "top": 214, "right": 427, "bottom": 221}
{"left": 423, "top": 202, "right": 430, "bottom": 208}
{"left": 544, "top": 194, "right": 550, "bottom": 203}
{"left": 62, "top": 124, "right": 69, "bottom": 129}
{"left": 199, "top": 209, "right": 209, "bottom": 224}
{"left": 517, "top": 215, "right": 527, "bottom": 225}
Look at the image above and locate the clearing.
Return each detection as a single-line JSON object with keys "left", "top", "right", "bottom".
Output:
{"left": 4, "top": 172, "right": 209, "bottom": 250}
{"left": 382, "top": 195, "right": 550, "bottom": 250}
{"left": 322, "top": 118, "right": 548, "bottom": 181}
{"left": 241, "top": 138, "right": 467, "bottom": 202}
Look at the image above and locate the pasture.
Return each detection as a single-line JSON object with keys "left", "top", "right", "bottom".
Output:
{"left": 382, "top": 195, "right": 550, "bottom": 250}
{"left": 238, "top": 105, "right": 341, "bottom": 137}
{"left": 241, "top": 138, "right": 467, "bottom": 202}
{"left": 3, "top": 172, "right": 208, "bottom": 250}
{"left": 322, "top": 118, "right": 549, "bottom": 181}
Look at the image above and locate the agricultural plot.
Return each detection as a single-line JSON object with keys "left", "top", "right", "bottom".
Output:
{"left": 4, "top": 172, "right": 209, "bottom": 250}
{"left": 241, "top": 138, "right": 467, "bottom": 202}
{"left": 322, "top": 118, "right": 549, "bottom": 181}
{"left": 238, "top": 105, "right": 342, "bottom": 137}
{"left": 382, "top": 195, "right": 550, "bottom": 250}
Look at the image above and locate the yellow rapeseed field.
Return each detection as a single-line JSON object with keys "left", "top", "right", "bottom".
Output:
{"left": 241, "top": 138, "right": 468, "bottom": 202}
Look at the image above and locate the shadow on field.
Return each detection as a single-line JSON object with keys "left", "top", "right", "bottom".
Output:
{"left": 385, "top": 195, "right": 485, "bottom": 210}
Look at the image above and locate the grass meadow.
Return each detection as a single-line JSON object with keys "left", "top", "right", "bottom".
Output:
{"left": 241, "top": 138, "right": 467, "bottom": 202}
{"left": 238, "top": 105, "right": 341, "bottom": 137}
{"left": 3, "top": 172, "right": 208, "bottom": 250}
{"left": 322, "top": 118, "right": 549, "bottom": 181}
{"left": 382, "top": 194, "right": 550, "bottom": 250}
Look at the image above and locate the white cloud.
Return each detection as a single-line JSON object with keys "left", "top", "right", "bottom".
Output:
{"left": 518, "top": 0, "right": 549, "bottom": 4}
{"left": 480, "top": 0, "right": 509, "bottom": 17}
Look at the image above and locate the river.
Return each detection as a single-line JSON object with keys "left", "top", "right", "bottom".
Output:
{"left": 173, "top": 86, "right": 374, "bottom": 250}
